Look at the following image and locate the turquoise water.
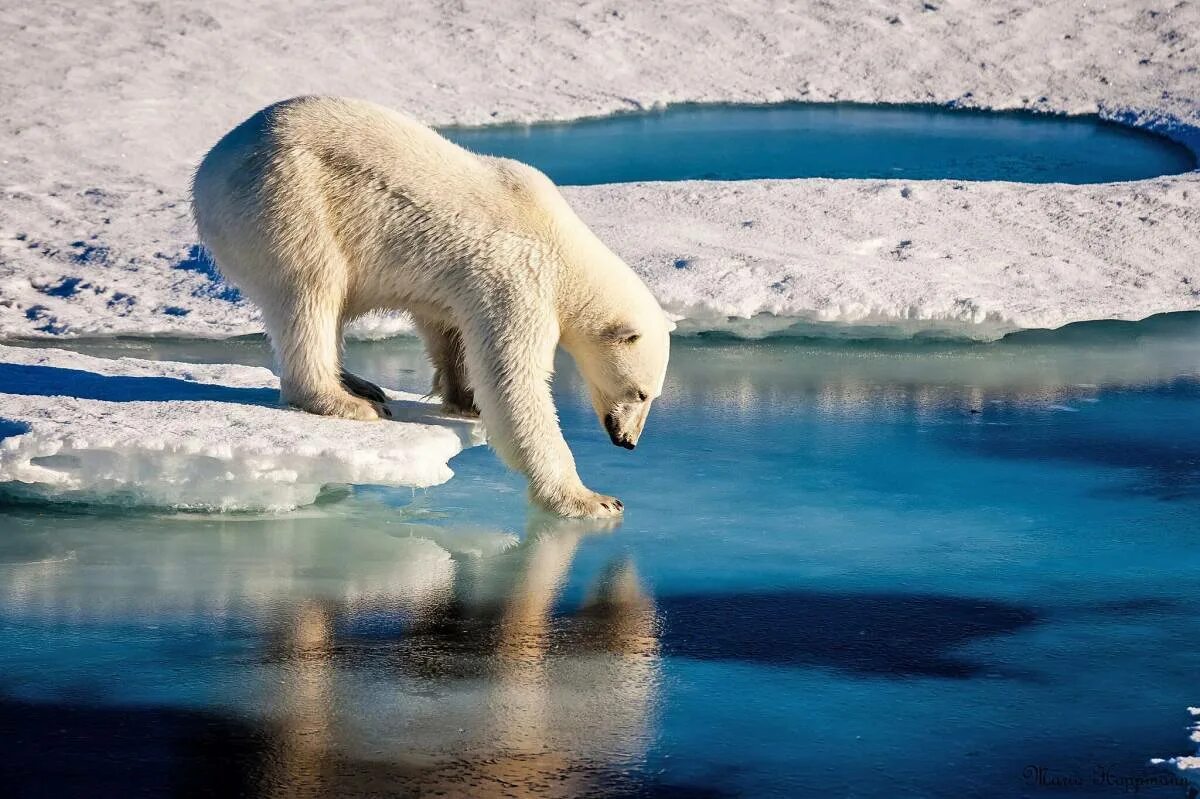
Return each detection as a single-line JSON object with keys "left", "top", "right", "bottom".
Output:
{"left": 3, "top": 319, "right": 1200, "bottom": 796}
{"left": 441, "top": 104, "right": 1197, "bottom": 185}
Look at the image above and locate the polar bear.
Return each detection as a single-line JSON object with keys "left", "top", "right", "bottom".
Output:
{"left": 192, "top": 97, "right": 672, "bottom": 518}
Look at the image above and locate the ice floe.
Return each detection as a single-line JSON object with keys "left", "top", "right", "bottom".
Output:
{"left": 1152, "top": 707, "right": 1200, "bottom": 788}
{"left": 0, "top": 0, "right": 1197, "bottom": 340}
{"left": 570, "top": 176, "right": 1200, "bottom": 337}
{"left": 0, "top": 345, "right": 482, "bottom": 511}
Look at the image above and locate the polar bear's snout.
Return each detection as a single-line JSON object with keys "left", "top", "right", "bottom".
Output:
{"left": 603, "top": 400, "right": 652, "bottom": 450}
{"left": 578, "top": 324, "right": 669, "bottom": 454}
{"left": 604, "top": 413, "right": 635, "bottom": 449}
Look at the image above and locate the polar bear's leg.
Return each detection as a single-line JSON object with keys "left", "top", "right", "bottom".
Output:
{"left": 270, "top": 295, "right": 388, "bottom": 422}
{"left": 413, "top": 315, "right": 478, "bottom": 416}
{"left": 458, "top": 311, "right": 622, "bottom": 519}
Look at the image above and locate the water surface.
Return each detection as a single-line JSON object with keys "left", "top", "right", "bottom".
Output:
{"left": 3, "top": 322, "right": 1199, "bottom": 797}
{"left": 442, "top": 104, "right": 1197, "bottom": 185}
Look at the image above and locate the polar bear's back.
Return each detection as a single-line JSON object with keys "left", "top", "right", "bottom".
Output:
{"left": 193, "top": 97, "right": 564, "bottom": 271}
{"left": 195, "top": 97, "right": 491, "bottom": 222}
{"left": 270, "top": 97, "right": 483, "bottom": 188}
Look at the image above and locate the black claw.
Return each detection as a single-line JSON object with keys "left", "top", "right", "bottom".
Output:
{"left": 614, "top": 500, "right": 623, "bottom": 510}
{"left": 341, "top": 370, "right": 388, "bottom": 403}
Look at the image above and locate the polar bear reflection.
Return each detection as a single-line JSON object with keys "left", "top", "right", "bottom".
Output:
{"left": 260, "top": 516, "right": 660, "bottom": 797}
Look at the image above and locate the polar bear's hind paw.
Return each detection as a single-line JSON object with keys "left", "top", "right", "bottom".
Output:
{"left": 441, "top": 396, "right": 481, "bottom": 418}
{"left": 291, "top": 390, "right": 389, "bottom": 421}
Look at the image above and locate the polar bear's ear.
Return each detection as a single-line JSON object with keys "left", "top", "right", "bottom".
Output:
{"left": 604, "top": 323, "right": 641, "bottom": 344}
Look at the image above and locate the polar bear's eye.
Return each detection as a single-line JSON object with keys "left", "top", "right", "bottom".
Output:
{"left": 605, "top": 323, "right": 641, "bottom": 344}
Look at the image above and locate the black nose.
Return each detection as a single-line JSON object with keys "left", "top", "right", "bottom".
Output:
{"left": 604, "top": 414, "right": 636, "bottom": 450}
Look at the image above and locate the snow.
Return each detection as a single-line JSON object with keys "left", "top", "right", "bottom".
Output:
{"left": 1152, "top": 707, "right": 1200, "bottom": 788}
{"left": 0, "top": 345, "right": 483, "bottom": 511}
{"left": 573, "top": 176, "right": 1200, "bottom": 337}
{"left": 1, "top": 0, "right": 1199, "bottom": 340}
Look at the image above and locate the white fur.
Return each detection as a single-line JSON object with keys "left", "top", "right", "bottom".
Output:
{"left": 192, "top": 97, "right": 672, "bottom": 518}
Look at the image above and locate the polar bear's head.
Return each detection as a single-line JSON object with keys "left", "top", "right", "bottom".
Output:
{"left": 571, "top": 313, "right": 673, "bottom": 450}
{"left": 538, "top": 176, "right": 675, "bottom": 452}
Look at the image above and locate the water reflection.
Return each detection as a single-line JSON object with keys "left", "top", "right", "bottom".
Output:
{"left": 644, "top": 333, "right": 1200, "bottom": 420}
{"left": 0, "top": 510, "right": 457, "bottom": 621}
{"left": 375, "top": 518, "right": 659, "bottom": 796}
{"left": 14, "top": 313, "right": 1200, "bottom": 426}
{"left": 5, "top": 322, "right": 1200, "bottom": 796}
{"left": 0, "top": 511, "right": 661, "bottom": 797}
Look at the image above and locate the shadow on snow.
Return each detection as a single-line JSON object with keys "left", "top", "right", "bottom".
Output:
{"left": 0, "top": 362, "right": 278, "bottom": 406}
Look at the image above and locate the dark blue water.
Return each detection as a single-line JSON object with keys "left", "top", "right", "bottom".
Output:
{"left": 2, "top": 322, "right": 1199, "bottom": 797}
{"left": 442, "top": 104, "right": 1197, "bottom": 185}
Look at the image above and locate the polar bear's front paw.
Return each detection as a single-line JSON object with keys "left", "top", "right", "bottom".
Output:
{"left": 544, "top": 489, "right": 624, "bottom": 519}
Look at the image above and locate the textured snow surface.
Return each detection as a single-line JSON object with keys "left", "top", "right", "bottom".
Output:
{"left": 1152, "top": 707, "right": 1200, "bottom": 787}
{"left": 0, "top": 345, "right": 482, "bottom": 511}
{"left": 1, "top": 0, "right": 1199, "bottom": 339}
{"left": 574, "top": 177, "right": 1200, "bottom": 337}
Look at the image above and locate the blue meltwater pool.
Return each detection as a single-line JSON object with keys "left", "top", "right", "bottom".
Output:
{"left": 442, "top": 103, "right": 1197, "bottom": 184}
{"left": 2, "top": 318, "right": 1199, "bottom": 797}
